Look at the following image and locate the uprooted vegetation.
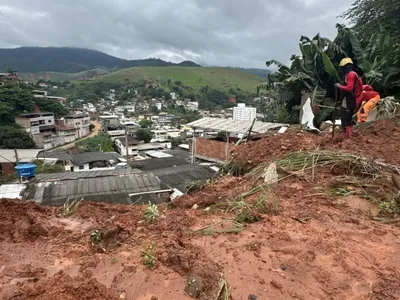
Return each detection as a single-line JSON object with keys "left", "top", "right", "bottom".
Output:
{"left": 1, "top": 119, "right": 400, "bottom": 300}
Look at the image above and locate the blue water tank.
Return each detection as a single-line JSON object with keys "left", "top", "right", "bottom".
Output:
{"left": 15, "top": 164, "right": 37, "bottom": 178}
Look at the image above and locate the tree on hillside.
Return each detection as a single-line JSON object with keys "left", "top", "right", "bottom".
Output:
{"left": 150, "top": 106, "right": 160, "bottom": 114}
{"left": 76, "top": 132, "right": 114, "bottom": 152}
{"left": 341, "top": 0, "right": 400, "bottom": 44}
{"left": 0, "top": 84, "right": 35, "bottom": 125}
{"left": 0, "top": 126, "right": 36, "bottom": 149}
{"left": 35, "top": 98, "right": 69, "bottom": 118}
{"left": 139, "top": 119, "right": 153, "bottom": 129}
{"left": 135, "top": 129, "right": 152, "bottom": 143}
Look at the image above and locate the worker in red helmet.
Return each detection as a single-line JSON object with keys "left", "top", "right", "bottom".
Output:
{"left": 335, "top": 57, "right": 363, "bottom": 138}
{"left": 356, "top": 85, "right": 381, "bottom": 123}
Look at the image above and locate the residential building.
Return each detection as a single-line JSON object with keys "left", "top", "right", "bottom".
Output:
{"left": 99, "top": 115, "right": 120, "bottom": 130}
{"left": 120, "top": 119, "right": 140, "bottom": 135}
{"left": 151, "top": 130, "right": 168, "bottom": 141}
{"left": 115, "top": 138, "right": 171, "bottom": 156}
{"left": 155, "top": 102, "right": 162, "bottom": 110}
{"left": 15, "top": 112, "right": 57, "bottom": 149}
{"left": 55, "top": 119, "right": 77, "bottom": 145}
{"left": 186, "top": 101, "right": 199, "bottom": 111}
{"left": 170, "top": 92, "right": 177, "bottom": 100}
{"left": 167, "top": 128, "right": 181, "bottom": 138}
{"left": 16, "top": 112, "right": 55, "bottom": 133}
{"left": 37, "top": 150, "right": 74, "bottom": 171}
{"left": 115, "top": 105, "right": 135, "bottom": 115}
{"left": 0, "top": 72, "right": 18, "bottom": 84}
{"left": 115, "top": 137, "right": 139, "bottom": 156}
{"left": 72, "top": 152, "right": 124, "bottom": 172}
{"left": 32, "top": 90, "right": 67, "bottom": 106}
{"left": 233, "top": 103, "right": 257, "bottom": 122}
{"left": 107, "top": 130, "right": 126, "bottom": 141}
{"left": 64, "top": 114, "right": 91, "bottom": 139}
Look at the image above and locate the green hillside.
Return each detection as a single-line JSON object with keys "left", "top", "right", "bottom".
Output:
{"left": 95, "top": 66, "right": 264, "bottom": 93}
{"left": 18, "top": 69, "right": 110, "bottom": 82}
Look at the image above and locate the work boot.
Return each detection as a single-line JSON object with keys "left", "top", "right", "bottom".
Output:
{"left": 345, "top": 126, "right": 352, "bottom": 139}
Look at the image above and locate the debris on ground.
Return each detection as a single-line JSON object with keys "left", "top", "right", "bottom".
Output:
{"left": 1, "top": 118, "right": 400, "bottom": 299}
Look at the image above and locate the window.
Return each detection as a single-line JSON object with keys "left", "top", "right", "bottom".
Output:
{"left": 79, "top": 165, "right": 85, "bottom": 170}
{"left": 48, "top": 120, "right": 52, "bottom": 123}
{"left": 39, "top": 120, "right": 45, "bottom": 125}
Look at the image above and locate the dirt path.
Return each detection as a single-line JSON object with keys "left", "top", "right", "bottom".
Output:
{"left": 56, "top": 120, "right": 101, "bottom": 150}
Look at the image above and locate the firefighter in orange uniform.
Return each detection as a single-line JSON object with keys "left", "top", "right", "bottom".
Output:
{"left": 356, "top": 85, "right": 380, "bottom": 123}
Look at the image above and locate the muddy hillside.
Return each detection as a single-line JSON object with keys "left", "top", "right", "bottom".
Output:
{"left": 1, "top": 119, "right": 400, "bottom": 300}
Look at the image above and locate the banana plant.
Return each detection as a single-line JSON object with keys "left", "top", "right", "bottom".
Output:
{"left": 338, "top": 24, "right": 400, "bottom": 89}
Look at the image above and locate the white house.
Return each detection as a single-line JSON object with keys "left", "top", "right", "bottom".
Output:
{"left": 186, "top": 101, "right": 199, "bottom": 111}
{"left": 115, "top": 137, "right": 139, "bottom": 156}
{"left": 64, "top": 114, "right": 91, "bottom": 139}
{"left": 151, "top": 130, "right": 168, "bottom": 141}
{"left": 233, "top": 103, "right": 257, "bottom": 122}
{"left": 167, "top": 128, "right": 181, "bottom": 138}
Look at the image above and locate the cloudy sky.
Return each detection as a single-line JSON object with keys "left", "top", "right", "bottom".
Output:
{"left": 0, "top": 0, "right": 352, "bottom": 68}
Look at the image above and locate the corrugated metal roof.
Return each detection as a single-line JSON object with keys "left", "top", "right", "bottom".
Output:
{"left": 28, "top": 172, "right": 163, "bottom": 206}
{"left": 187, "top": 117, "right": 287, "bottom": 134}
{"left": 37, "top": 150, "right": 73, "bottom": 162}
{"left": 34, "top": 169, "right": 142, "bottom": 182}
{"left": 152, "top": 164, "right": 216, "bottom": 193}
{"left": 0, "top": 149, "right": 42, "bottom": 163}
{"left": 130, "top": 157, "right": 189, "bottom": 171}
{"left": 145, "top": 151, "right": 173, "bottom": 158}
{"left": 73, "top": 152, "right": 123, "bottom": 165}
{"left": 0, "top": 184, "right": 26, "bottom": 199}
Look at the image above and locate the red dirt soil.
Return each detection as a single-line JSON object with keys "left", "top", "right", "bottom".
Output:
{"left": 231, "top": 119, "right": 400, "bottom": 171}
{"left": 1, "top": 119, "right": 400, "bottom": 300}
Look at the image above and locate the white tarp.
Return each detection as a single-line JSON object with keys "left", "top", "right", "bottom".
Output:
{"left": 301, "top": 98, "right": 319, "bottom": 132}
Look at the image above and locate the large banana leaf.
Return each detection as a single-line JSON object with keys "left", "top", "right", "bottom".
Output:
{"left": 343, "top": 27, "right": 372, "bottom": 72}
{"left": 321, "top": 52, "right": 340, "bottom": 80}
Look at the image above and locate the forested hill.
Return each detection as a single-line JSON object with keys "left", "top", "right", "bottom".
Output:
{"left": 0, "top": 47, "right": 201, "bottom": 73}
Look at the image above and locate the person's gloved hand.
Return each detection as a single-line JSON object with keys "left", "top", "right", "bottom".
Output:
{"left": 334, "top": 83, "right": 341, "bottom": 89}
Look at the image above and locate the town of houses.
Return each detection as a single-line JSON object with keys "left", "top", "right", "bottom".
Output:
{"left": 0, "top": 73, "right": 285, "bottom": 205}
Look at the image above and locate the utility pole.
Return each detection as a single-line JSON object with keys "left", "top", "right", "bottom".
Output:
{"left": 14, "top": 149, "right": 21, "bottom": 183}
{"left": 14, "top": 149, "right": 19, "bottom": 165}
{"left": 191, "top": 127, "right": 196, "bottom": 164}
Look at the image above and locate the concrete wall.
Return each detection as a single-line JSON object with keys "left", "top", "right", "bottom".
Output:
{"left": 1, "top": 162, "right": 15, "bottom": 176}
{"left": 190, "top": 137, "right": 235, "bottom": 163}
{"left": 65, "top": 116, "right": 91, "bottom": 139}
{"left": 115, "top": 139, "right": 138, "bottom": 156}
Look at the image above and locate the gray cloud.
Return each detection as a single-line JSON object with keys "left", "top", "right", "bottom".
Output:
{"left": 0, "top": 0, "right": 351, "bottom": 68}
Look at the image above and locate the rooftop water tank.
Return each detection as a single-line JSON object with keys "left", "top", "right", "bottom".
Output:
{"left": 15, "top": 164, "right": 37, "bottom": 178}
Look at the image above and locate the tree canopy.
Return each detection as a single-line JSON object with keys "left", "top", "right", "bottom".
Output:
{"left": 0, "top": 84, "right": 35, "bottom": 125}
{"left": 0, "top": 125, "right": 36, "bottom": 149}
{"left": 35, "top": 98, "right": 69, "bottom": 118}
{"left": 76, "top": 132, "right": 114, "bottom": 152}
{"left": 260, "top": 0, "right": 400, "bottom": 124}
{"left": 341, "top": 0, "right": 400, "bottom": 44}
{"left": 135, "top": 129, "right": 152, "bottom": 143}
{"left": 139, "top": 119, "right": 153, "bottom": 129}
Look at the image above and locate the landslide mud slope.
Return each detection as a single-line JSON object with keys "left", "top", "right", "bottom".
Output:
{"left": 1, "top": 120, "right": 400, "bottom": 300}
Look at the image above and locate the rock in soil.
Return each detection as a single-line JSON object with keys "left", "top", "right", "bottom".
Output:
{"left": 184, "top": 275, "right": 204, "bottom": 298}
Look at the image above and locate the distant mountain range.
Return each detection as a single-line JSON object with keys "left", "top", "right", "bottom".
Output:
{"left": 0, "top": 47, "right": 270, "bottom": 80}
{"left": 0, "top": 47, "right": 201, "bottom": 73}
